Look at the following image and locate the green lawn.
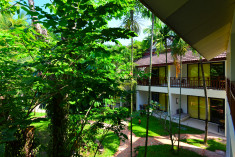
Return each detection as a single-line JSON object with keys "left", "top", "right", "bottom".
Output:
{"left": 181, "top": 139, "right": 226, "bottom": 152}
{"left": 130, "top": 116, "right": 204, "bottom": 137}
{"left": 30, "top": 112, "right": 46, "bottom": 118}
{"left": 95, "top": 131, "right": 120, "bottom": 157}
{"left": 31, "top": 117, "right": 50, "bottom": 157}
{"left": 32, "top": 117, "right": 120, "bottom": 157}
{"left": 137, "top": 145, "right": 202, "bottom": 157}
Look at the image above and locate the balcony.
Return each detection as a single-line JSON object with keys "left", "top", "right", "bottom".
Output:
{"left": 137, "top": 76, "right": 226, "bottom": 90}
{"left": 137, "top": 77, "right": 167, "bottom": 87}
{"left": 170, "top": 77, "right": 226, "bottom": 90}
{"left": 227, "top": 79, "right": 235, "bottom": 127}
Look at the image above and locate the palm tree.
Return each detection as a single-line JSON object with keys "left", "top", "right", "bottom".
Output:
{"left": 121, "top": 6, "right": 142, "bottom": 156}
{"left": 171, "top": 37, "right": 188, "bottom": 153}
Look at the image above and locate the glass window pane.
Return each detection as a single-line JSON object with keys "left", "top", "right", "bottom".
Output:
{"left": 159, "top": 67, "right": 166, "bottom": 85}
{"left": 210, "top": 98, "right": 225, "bottom": 124}
{"left": 159, "top": 93, "right": 166, "bottom": 111}
{"left": 188, "top": 96, "right": 198, "bottom": 118}
{"left": 199, "top": 97, "right": 210, "bottom": 121}
{"left": 188, "top": 64, "right": 198, "bottom": 87}
{"left": 199, "top": 64, "right": 210, "bottom": 86}
{"left": 159, "top": 67, "right": 166, "bottom": 78}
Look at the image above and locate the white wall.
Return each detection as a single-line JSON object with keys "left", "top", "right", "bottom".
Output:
{"left": 170, "top": 94, "right": 187, "bottom": 115}
{"left": 226, "top": 99, "right": 235, "bottom": 157}
{"left": 136, "top": 85, "right": 168, "bottom": 93}
{"left": 136, "top": 91, "right": 148, "bottom": 110}
{"left": 170, "top": 88, "right": 226, "bottom": 99}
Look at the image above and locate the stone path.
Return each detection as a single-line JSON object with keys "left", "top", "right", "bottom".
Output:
{"left": 113, "top": 121, "right": 226, "bottom": 157}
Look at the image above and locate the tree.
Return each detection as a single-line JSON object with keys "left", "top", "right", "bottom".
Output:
{"left": 171, "top": 36, "right": 188, "bottom": 153}
{"left": 200, "top": 57, "right": 209, "bottom": 145}
{"left": 144, "top": 12, "right": 154, "bottom": 157}
{"left": 121, "top": 2, "right": 143, "bottom": 155}
{"left": 0, "top": 0, "right": 136, "bottom": 156}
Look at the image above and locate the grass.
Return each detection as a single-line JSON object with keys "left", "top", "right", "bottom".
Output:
{"left": 31, "top": 117, "right": 50, "bottom": 157}
{"left": 136, "top": 145, "right": 202, "bottom": 157}
{"left": 181, "top": 139, "right": 226, "bottom": 152}
{"left": 95, "top": 131, "right": 120, "bottom": 157}
{"left": 130, "top": 116, "right": 204, "bottom": 137}
{"left": 31, "top": 116, "right": 120, "bottom": 157}
{"left": 30, "top": 112, "right": 46, "bottom": 118}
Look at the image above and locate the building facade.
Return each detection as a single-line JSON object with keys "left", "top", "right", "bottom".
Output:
{"left": 135, "top": 51, "right": 226, "bottom": 129}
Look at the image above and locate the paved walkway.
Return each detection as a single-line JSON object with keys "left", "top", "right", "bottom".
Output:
{"left": 114, "top": 121, "right": 226, "bottom": 157}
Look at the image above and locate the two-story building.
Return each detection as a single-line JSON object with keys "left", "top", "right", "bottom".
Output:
{"left": 135, "top": 50, "right": 226, "bottom": 134}
{"left": 138, "top": 0, "right": 235, "bottom": 156}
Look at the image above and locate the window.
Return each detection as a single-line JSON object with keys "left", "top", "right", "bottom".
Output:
{"left": 152, "top": 92, "right": 168, "bottom": 112}
{"left": 188, "top": 96, "right": 224, "bottom": 124}
{"left": 188, "top": 96, "right": 198, "bottom": 119}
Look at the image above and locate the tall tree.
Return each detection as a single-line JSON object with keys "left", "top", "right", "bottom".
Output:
{"left": 171, "top": 37, "right": 188, "bottom": 153}
{"left": 200, "top": 57, "right": 209, "bottom": 145}
{"left": 121, "top": 3, "right": 142, "bottom": 155}
{"left": 0, "top": 0, "right": 136, "bottom": 156}
{"left": 27, "top": 0, "right": 42, "bottom": 34}
{"left": 144, "top": 12, "right": 154, "bottom": 157}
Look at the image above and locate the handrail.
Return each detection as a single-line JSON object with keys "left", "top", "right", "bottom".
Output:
{"left": 137, "top": 76, "right": 225, "bottom": 90}
{"left": 227, "top": 79, "right": 235, "bottom": 129}
{"left": 170, "top": 77, "right": 225, "bottom": 90}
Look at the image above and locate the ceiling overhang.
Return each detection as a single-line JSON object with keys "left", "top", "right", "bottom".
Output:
{"left": 139, "top": 0, "right": 235, "bottom": 60}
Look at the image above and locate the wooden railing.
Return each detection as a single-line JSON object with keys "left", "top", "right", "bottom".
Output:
{"left": 137, "top": 76, "right": 226, "bottom": 90}
{"left": 227, "top": 79, "right": 235, "bottom": 126}
{"left": 170, "top": 77, "right": 225, "bottom": 90}
{"left": 137, "top": 77, "right": 167, "bottom": 86}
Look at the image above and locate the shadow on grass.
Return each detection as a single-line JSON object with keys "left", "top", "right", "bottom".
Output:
{"left": 181, "top": 139, "right": 226, "bottom": 152}
{"left": 136, "top": 145, "right": 203, "bottom": 157}
{"left": 129, "top": 116, "right": 204, "bottom": 137}
{"left": 96, "top": 131, "right": 120, "bottom": 157}
{"left": 31, "top": 118, "right": 50, "bottom": 157}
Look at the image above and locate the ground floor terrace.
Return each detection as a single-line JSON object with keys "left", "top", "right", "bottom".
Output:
{"left": 136, "top": 88, "right": 227, "bottom": 137}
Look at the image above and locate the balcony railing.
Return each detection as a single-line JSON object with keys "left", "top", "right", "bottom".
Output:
{"left": 227, "top": 79, "right": 235, "bottom": 128}
{"left": 170, "top": 77, "right": 225, "bottom": 90}
{"left": 137, "top": 76, "right": 226, "bottom": 90}
{"left": 137, "top": 77, "right": 167, "bottom": 86}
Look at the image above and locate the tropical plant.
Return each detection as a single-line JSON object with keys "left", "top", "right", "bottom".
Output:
{"left": 0, "top": 0, "right": 137, "bottom": 156}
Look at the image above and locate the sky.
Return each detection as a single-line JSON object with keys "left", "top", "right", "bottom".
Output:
{"left": 27, "top": 0, "right": 151, "bottom": 46}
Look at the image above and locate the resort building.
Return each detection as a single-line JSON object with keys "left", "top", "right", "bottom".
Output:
{"left": 135, "top": 51, "right": 226, "bottom": 131}
{"left": 138, "top": 1, "right": 235, "bottom": 156}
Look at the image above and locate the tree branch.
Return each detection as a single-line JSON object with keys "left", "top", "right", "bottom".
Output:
{"left": 0, "top": 0, "right": 21, "bottom": 12}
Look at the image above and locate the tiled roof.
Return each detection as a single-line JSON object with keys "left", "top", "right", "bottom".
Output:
{"left": 135, "top": 51, "right": 226, "bottom": 67}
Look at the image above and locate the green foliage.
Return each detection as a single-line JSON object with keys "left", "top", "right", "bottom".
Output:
{"left": 136, "top": 145, "right": 203, "bottom": 157}
{"left": 67, "top": 107, "right": 129, "bottom": 155}
{"left": 0, "top": 0, "right": 136, "bottom": 155}
{"left": 181, "top": 139, "right": 226, "bottom": 152}
{"left": 129, "top": 115, "right": 204, "bottom": 137}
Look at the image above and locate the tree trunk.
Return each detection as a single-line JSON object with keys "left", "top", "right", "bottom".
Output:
{"left": 200, "top": 59, "right": 209, "bottom": 145}
{"left": 165, "top": 39, "right": 174, "bottom": 151}
{"left": 48, "top": 93, "right": 69, "bottom": 157}
{"left": 130, "top": 9, "right": 134, "bottom": 157}
{"left": 177, "top": 55, "right": 182, "bottom": 153}
{"left": 144, "top": 13, "right": 154, "bottom": 157}
{"left": 28, "top": 0, "right": 42, "bottom": 34}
